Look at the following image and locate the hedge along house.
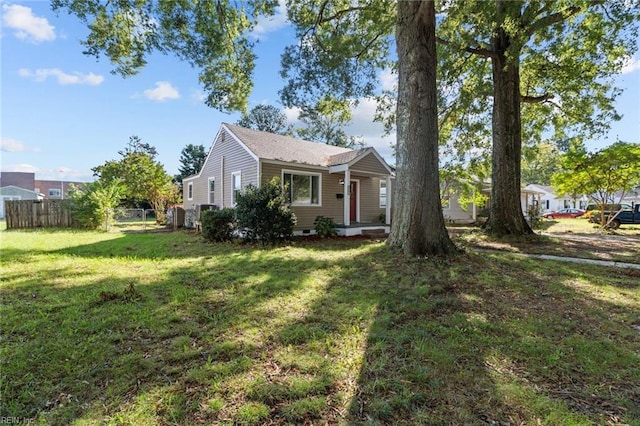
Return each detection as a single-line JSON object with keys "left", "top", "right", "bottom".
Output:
{"left": 182, "top": 123, "right": 394, "bottom": 236}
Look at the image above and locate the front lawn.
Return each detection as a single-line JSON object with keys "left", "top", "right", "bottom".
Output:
{"left": 1, "top": 228, "right": 639, "bottom": 425}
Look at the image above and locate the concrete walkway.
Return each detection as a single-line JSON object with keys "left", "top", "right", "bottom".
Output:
{"left": 472, "top": 248, "right": 640, "bottom": 270}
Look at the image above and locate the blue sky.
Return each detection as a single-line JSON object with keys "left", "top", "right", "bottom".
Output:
{"left": 1, "top": 2, "right": 639, "bottom": 182}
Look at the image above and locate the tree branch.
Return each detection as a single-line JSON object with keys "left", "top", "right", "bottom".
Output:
{"left": 436, "top": 37, "right": 497, "bottom": 58}
{"left": 520, "top": 93, "right": 554, "bottom": 103}
{"left": 525, "top": 2, "right": 602, "bottom": 37}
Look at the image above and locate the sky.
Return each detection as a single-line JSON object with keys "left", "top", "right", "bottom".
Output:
{"left": 1, "top": 1, "right": 639, "bottom": 183}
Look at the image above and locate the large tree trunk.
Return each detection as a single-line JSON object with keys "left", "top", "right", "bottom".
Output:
{"left": 484, "top": 1, "right": 533, "bottom": 236}
{"left": 388, "top": 0, "right": 458, "bottom": 256}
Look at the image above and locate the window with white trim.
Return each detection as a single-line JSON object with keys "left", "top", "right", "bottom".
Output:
{"left": 49, "top": 188, "right": 61, "bottom": 197}
{"left": 208, "top": 178, "right": 215, "bottom": 204}
{"left": 187, "top": 182, "right": 193, "bottom": 200}
{"left": 283, "top": 171, "right": 321, "bottom": 206}
{"left": 232, "top": 172, "right": 241, "bottom": 205}
{"left": 379, "top": 179, "right": 387, "bottom": 208}
{"left": 441, "top": 187, "right": 451, "bottom": 210}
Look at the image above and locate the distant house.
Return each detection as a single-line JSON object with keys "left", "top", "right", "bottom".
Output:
{"left": 521, "top": 184, "right": 588, "bottom": 213}
{"left": 0, "top": 171, "right": 85, "bottom": 201}
{"left": 183, "top": 123, "right": 394, "bottom": 235}
{"left": 0, "top": 185, "right": 43, "bottom": 219}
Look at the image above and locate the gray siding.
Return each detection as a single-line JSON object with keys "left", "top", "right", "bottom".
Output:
{"left": 358, "top": 177, "right": 386, "bottom": 224}
{"left": 260, "top": 162, "right": 387, "bottom": 230}
{"left": 350, "top": 152, "right": 389, "bottom": 175}
{"left": 184, "top": 129, "right": 258, "bottom": 209}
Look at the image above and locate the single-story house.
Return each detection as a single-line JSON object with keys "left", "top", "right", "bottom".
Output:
{"left": 521, "top": 184, "right": 588, "bottom": 213}
{"left": 183, "top": 123, "right": 394, "bottom": 236}
{"left": 0, "top": 185, "right": 42, "bottom": 219}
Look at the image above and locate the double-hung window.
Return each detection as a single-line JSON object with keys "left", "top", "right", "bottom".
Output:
{"left": 208, "top": 178, "right": 215, "bottom": 204}
{"left": 232, "top": 172, "right": 241, "bottom": 205}
{"left": 379, "top": 179, "right": 387, "bottom": 208}
{"left": 283, "top": 171, "right": 321, "bottom": 206}
{"left": 187, "top": 182, "right": 193, "bottom": 200}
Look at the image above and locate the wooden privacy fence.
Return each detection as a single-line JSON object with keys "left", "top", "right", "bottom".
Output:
{"left": 4, "top": 199, "right": 75, "bottom": 229}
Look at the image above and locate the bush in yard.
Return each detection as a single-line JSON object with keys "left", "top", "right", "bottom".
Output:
{"left": 201, "top": 208, "right": 236, "bottom": 242}
{"left": 314, "top": 216, "right": 337, "bottom": 238}
{"left": 68, "top": 179, "right": 124, "bottom": 230}
{"left": 235, "top": 177, "right": 296, "bottom": 245}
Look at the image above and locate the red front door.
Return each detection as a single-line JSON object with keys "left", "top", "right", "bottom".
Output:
{"left": 350, "top": 182, "right": 357, "bottom": 222}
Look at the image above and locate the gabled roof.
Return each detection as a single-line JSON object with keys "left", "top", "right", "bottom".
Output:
{"left": 223, "top": 123, "right": 354, "bottom": 167}
{"left": 0, "top": 185, "right": 41, "bottom": 196}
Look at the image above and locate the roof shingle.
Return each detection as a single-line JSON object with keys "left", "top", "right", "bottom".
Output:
{"left": 224, "top": 123, "right": 353, "bottom": 166}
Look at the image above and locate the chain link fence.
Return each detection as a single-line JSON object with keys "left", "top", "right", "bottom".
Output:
{"left": 108, "top": 208, "right": 162, "bottom": 231}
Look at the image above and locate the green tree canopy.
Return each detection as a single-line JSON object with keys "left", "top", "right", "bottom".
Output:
{"left": 552, "top": 141, "right": 640, "bottom": 223}
{"left": 51, "top": 0, "right": 279, "bottom": 112}
{"left": 521, "top": 141, "right": 560, "bottom": 185}
{"left": 93, "top": 137, "right": 179, "bottom": 220}
{"left": 175, "top": 144, "right": 207, "bottom": 185}
{"left": 237, "top": 104, "right": 294, "bottom": 135}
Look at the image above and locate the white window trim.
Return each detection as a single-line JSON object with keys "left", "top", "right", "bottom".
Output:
{"left": 282, "top": 169, "right": 322, "bottom": 207}
{"left": 208, "top": 177, "right": 215, "bottom": 204}
{"left": 49, "top": 188, "right": 61, "bottom": 197}
{"left": 379, "top": 179, "right": 387, "bottom": 208}
{"left": 232, "top": 171, "right": 241, "bottom": 206}
{"left": 442, "top": 188, "right": 451, "bottom": 210}
{"left": 187, "top": 182, "right": 193, "bottom": 201}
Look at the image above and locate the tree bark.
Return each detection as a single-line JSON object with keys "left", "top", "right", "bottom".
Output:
{"left": 484, "top": 1, "right": 534, "bottom": 236}
{"left": 388, "top": 0, "right": 458, "bottom": 256}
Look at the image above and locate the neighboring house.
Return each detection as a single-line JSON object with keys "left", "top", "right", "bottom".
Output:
{"left": 441, "top": 180, "right": 491, "bottom": 224}
{"left": 0, "top": 171, "right": 85, "bottom": 200}
{"left": 616, "top": 187, "right": 640, "bottom": 207}
{"left": 521, "top": 184, "right": 588, "bottom": 213}
{"left": 183, "top": 123, "right": 394, "bottom": 235}
{"left": 0, "top": 185, "right": 42, "bottom": 219}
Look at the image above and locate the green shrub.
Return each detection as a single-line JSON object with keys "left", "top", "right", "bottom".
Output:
{"left": 201, "top": 208, "right": 236, "bottom": 242}
{"left": 67, "top": 180, "right": 124, "bottom": 230}
{"left": 314, "top": 216, "right": 337, "bottom": 238}
{"left": 526, "top": 204, "right": 543, "bottom": 229}
{"left": 235, "top": 177, "right": 296, "bottom": 245}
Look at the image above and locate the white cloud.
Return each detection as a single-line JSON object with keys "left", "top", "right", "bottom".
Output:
{"left": 18, "top": 68, "right": 104, "bottom": 86}
{"left": 379, "top": 68, "right": 397, "bottom": 92}
{"left": 346, "top": 98, "right": 395, "bottom": 163}
{"left": 251, "top": 0, "right": 290, "bottom": 40}
{"left": 0, "top": 137, "right": 40, "bottom": 153}
{"left": 621, "top": 57, "right": 640, "bottom": 74}
{"left": 2, "top": 4, "right": 56, "bottom": 43}
{"left": 143, "top": 81, "right": 180, "bottom": 102}
{"left": 1, "top": 163, "right": 39, "bottom": 173}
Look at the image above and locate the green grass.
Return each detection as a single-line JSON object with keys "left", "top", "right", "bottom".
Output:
{"left": 1, "top": 227, "right": 639, "bottom": 425}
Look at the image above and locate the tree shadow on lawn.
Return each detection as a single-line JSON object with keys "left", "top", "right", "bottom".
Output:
{"left": 271, "top": 247, "right": 640, "bottom": 424}
{"left": 1, "top": 235, "right": 639, "bottom": 425}
{"left": 1, "top": 236, "right": 353, "bottom": 424}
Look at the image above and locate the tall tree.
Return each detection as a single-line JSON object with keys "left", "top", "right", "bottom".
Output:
{"left": 282, "top": 1, "right": 456, "bottom": 255}
{"left": 295, "top": 105, "right": 362, "bottom": 148}
{"left": 175, "top": 144, "right": 207, "bottom": 186}
{"left": 436, "top": 0, "right": 639, "bottom": 236}
{"left": 388, "top": 1, "right": 458, "bottom": 255}
{"left": 93, "top": 138, "right": 179, "bottom": 221}
{"left": 237, "top": 104, "right": 294, "bottom": 135}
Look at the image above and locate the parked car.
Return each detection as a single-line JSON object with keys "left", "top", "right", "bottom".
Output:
{"left": 584, "top": 203, "right": 632, "bottom": 220}
{"left": 541, "top": 208, "right": 586, "bottom": 219}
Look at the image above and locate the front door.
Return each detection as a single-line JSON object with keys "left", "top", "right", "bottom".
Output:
{"left": 350, "top": 182, "right": 357, "bottom": 222}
